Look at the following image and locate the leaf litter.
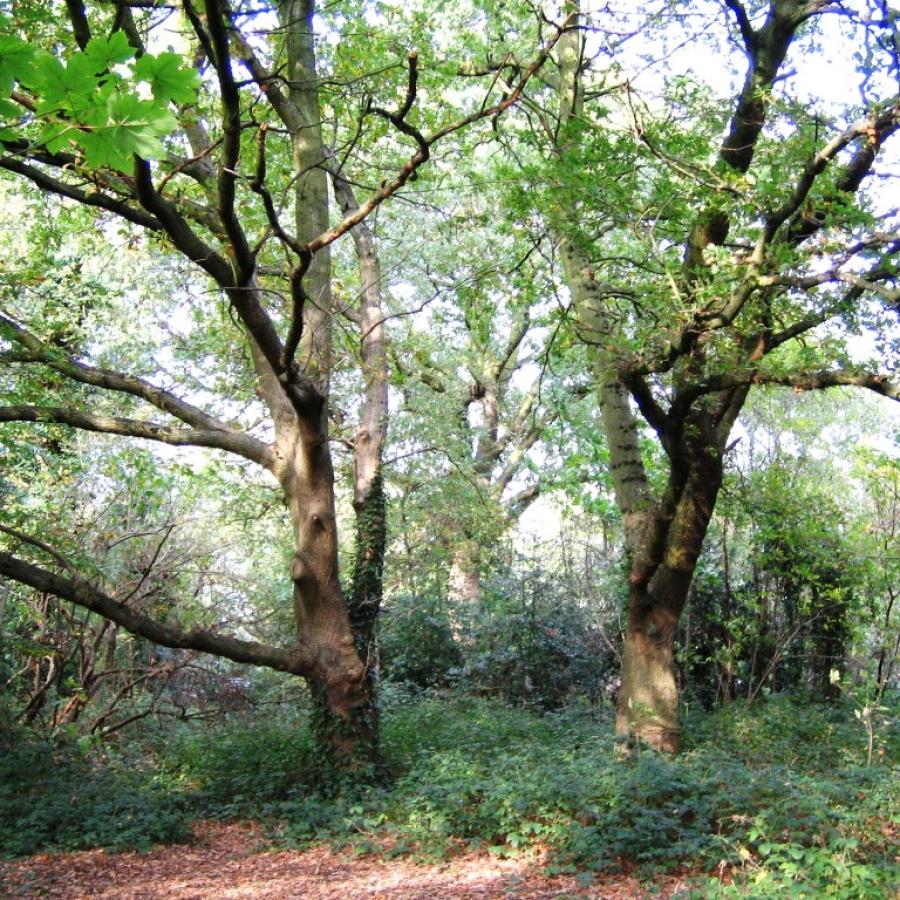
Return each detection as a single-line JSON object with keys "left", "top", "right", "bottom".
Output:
{"left": 0, "top": 821, "right": 707, "bottom": 898}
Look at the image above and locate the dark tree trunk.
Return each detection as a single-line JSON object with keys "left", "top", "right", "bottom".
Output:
{"left": 615, "top": 442, "right": 724, "bottom": 751}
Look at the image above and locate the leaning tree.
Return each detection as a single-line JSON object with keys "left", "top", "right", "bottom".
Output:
{"left": 0, "top": 0, "right": 570, "bottom": 765}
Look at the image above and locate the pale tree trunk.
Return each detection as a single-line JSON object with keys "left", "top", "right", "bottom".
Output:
{"left": 446, "top": 324, "right": 545, "bottom": 611}
{"left": 272, "top": 0, "right": 390, "bottom": 769}
{"left": 262, "top": 0, "right": 382, "bottom": 766}
{"left": 448, "top": 538, "right": 481, "bottom": 640}
{"left": 561, "top": 230, "right": 701, "bottom": 749}
{"left": 554, "top": 9, "right": 705, "bottom": 751}
{"left": 449, "top": 543, "right": 482, "bottom": 607}
{"left": 306, "top": 170, "right": 390, "bottom": 771}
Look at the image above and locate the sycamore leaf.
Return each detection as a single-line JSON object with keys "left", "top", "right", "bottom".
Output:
{"left": 31, "top": 54, "right": 93, "bottom": 114}
{"left": 78, "top": 126, "right": 139, "bottom": 169}
{"left": 107, "top": 91, "right": 178, "bottom": 135}
{"left": 133, "top": 52, "right": 199, "bottom": 105}
{"left": 36, "top": 121, "right": 73, "bottom": 153}
{"left": 77, "top": 93, "right": 176, "bottom": 169}
{"left": 83, "top": 32, "right": 136, "bottom": 73}
{"left": 0, "top": 33, "right": 37, "bottom": 94}
{"left": 0, "top": 96, "right": 19, "bottom": 118}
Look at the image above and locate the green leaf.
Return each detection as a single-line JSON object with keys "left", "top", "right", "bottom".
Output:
{"left": 133, "top": 52, "right": 199, "bottom": 105}
{"left": 37, "top": 121, "right": 75, "bottom": 154}
{"left": 0, "top": 33, "right": 37, "bottom": 94}
{"left": 31, "top": 54, "right": 93, "bottom": 114}
{"left": 0, "top": 96, "right": 19, "bottom": 118}
{"left": 83, "top": 32, "right": 136, "bottom": 73}
{"left": 76, "top": 93, "right": 176, "bottom": 169}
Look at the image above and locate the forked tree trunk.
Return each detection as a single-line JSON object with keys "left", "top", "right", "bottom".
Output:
{"left": 270, "top": 0, "right": 383, "bottom": 765}
{"left": 304, "top": 168, "right": 390, "bottom": 774}
{"left": 551, "top": 0, "right": 752, "bottom": 751}
{"left": 615, "top": 452, "right": 724, "bottom": 751}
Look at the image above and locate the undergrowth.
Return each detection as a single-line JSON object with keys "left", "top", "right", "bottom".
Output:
{"left": 1, "top": 692, "right": 896, "bottom": 898}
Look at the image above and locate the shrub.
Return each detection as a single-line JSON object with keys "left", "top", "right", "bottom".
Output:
{"left": 162, "top": 716, "right": 316, "bottom": 817}
{"left": 2, "top": 691, "right": 896, "bottom": 900}
{"left": 0, "top": 730, "right": 189, "bottom": 856}
{"left": 379, "top": 594, "right": 461, "bottom": 688}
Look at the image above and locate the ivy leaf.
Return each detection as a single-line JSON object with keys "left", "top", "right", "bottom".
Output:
{"left": 133, "top": 52, "right": 200, "bottom": 105}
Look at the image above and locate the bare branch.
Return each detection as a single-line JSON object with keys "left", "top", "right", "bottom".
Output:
{"left": 0, "top": 156, "right": 162, "bottom": 231}
{"left": 0, "top": 551, "right": 310, "bottom": 675}
{"left": 723, "top": 0, "right": 756, "bottom": 56}
{"left": 65, "top": 0, "right": 91, "bottom": 50}
{"left": 683, "top": 368, "right": 900, "bottom": 403}
{"left": 302, "top": 13, "right": 577, "bottom": 255}
{"left": 0, "top": 312, "right": 263, "bottom": 441}
{"left": 0, "top": 524, "right": 76, "bottom": 574}
{"left": 204, "top": 0, "right": 255, "bottom": 281}
{"left": 720, "top": 1, "right": 833, "bottom": 172}
{"left": 0, "top": 405, "right": 273, "bottom": 466}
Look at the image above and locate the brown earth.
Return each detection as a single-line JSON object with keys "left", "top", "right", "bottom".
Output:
{"left": 0, "top": 821, "right": 709, "bottom": 899}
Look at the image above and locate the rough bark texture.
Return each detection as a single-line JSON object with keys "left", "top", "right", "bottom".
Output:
{"left": 254, "top": 0, "right": 374, "bottom": 742}
{"left": 615, "top": 437, "right": 724, "bottom": 752}
{"left": 301, "top": 159, "right": 391, "bottom": 772}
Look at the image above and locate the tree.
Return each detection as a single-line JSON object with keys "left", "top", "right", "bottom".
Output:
{"left": 388, "top": 225, "right": 559, "bottom": 607}
{"left": 0, "top": 0, "right": 570, "bottom": 767}
{"left": 496, "top": 0, "right": 900, "bottom": 749}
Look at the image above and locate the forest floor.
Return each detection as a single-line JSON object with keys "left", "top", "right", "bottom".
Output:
{"left": 0, "top": 821, "right": 706, "bottom": 899}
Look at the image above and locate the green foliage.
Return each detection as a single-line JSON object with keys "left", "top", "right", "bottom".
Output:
{"left": 162, "top": 717, "right": 317, "bottom": 818}
{"left": 0, "top": 730, "right": 189, "bottom": 857}
{"left": 0, "top": 18, "right": 195, "bottom": 165}
{"left": 132, "top": 52, "right": 201, "bottom": 105}
{"left": 2, "top": 694, "right": 896, "bottom": 897}
{"left": 379, "top": 567, "right": 618, "bottom": 706}
{"left": 451, "top": 597, "right": 617, "bottom": 709}
{"left": 379, "top": 594, "right": 461, "bottom": 688}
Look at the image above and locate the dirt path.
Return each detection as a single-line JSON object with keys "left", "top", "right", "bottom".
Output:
{"left": 0, "top": 822, "right": 702, "bottom": 899}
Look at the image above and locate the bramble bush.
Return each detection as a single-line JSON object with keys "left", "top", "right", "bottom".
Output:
{"left": 379, "top": 579, "right": 617, "bottom": 708}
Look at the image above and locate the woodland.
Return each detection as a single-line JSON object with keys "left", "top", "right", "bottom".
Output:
{"left": 0, "top": 0, "right": 898, "bottom": 896}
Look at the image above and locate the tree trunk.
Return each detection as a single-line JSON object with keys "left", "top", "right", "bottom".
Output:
{"left": 615, "top": 446, "right": 724, "bottom": 751}
{"left": 617, "top": 587, "right": 682, "bottom": 752}
{"left": 309, "top": 473, "right": 387, "bottom": 775}
{"left": 449, "top": 542, "right": 481, "bottom": 607}
{"left": 300, "top": 164, "right": 391, "bottom": 775}
{"left": 263, "top": 0, "right": 383, "bottom": 768}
